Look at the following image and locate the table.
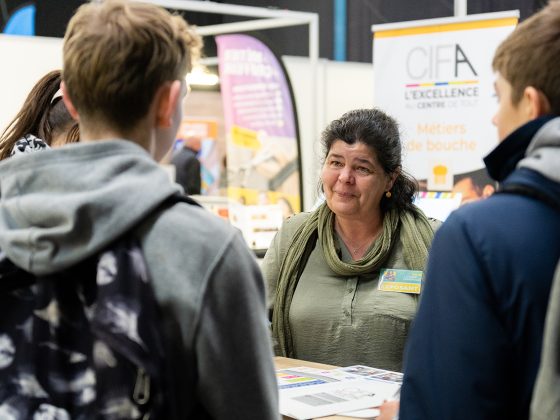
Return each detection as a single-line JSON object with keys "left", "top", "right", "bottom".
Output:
{"left": 275, "top": 356, "right": 379, "bottom": 420}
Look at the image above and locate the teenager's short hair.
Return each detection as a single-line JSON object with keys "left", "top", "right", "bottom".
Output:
{"left": 63, "top": 0, "right": 202, "bottom": 131}
{"left": 493, "top": 1, "right": 560, "bottom": 114}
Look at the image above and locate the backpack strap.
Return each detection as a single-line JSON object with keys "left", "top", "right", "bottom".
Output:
{"left": 160, "top": 193, "right": 201, "bottom": 209}
{"left": 498, "top": 183, "right": 560, "bottom": 212}
{"left": 0, "top": 251, "right": 36, "bottom": 292}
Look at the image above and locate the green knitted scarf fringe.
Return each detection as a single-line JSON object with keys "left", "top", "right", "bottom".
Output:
{"left": 271, "top": 202, "right": 435, "bottom": 358}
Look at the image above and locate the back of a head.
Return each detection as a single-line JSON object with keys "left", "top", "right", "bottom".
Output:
{"left": 63, "top": 0, "right": 201, "bottom": 132}
{"left": 0, "top": 70, "right": 78, "bottom": 160}
{"left": 493, "top": 0, "right": 560, "bottom": 114}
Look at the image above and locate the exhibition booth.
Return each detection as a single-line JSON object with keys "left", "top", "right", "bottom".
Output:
{"left": 0, "top": 1, "right": 519, "bottom": 255}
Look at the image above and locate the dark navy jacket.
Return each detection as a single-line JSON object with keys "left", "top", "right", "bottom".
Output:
{"left": 400, "top": 117, "right": 560, "bottom": 420}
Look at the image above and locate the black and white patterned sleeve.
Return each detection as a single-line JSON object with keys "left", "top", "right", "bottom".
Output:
{"left": 10, "top": 134, "right": 50, "bottom": 157}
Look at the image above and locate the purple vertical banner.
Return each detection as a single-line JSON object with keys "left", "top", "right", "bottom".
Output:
{"left": 216, "top": 34, "right": 301, "bottom": 216}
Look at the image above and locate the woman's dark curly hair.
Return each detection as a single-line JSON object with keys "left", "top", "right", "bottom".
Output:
{"left": 320, "top": 108, "right": 418, "bottom": 214}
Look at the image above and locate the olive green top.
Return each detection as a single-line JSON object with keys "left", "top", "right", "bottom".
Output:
{"left": 262, "top": 212, "right": 440, "bottom": 372}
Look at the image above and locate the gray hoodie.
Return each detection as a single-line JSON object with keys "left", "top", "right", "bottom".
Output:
{"left": 0, "top": 140, "right": 279, "bottom": 419}
{"left": 518, "top": 116, "right": 560, "bottom": 183}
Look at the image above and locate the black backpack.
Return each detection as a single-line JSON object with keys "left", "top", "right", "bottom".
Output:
{"left": 0, "top": 194, "right": 197, "bottom": 419}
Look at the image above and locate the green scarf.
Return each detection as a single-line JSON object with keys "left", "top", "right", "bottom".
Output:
{"left": 271, "top": 202, "right": 435, "bottom": 357}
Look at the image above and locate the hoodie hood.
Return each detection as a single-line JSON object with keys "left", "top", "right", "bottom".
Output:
{"left": 518, "top": 116, "right": 560, "bottom": 183}
{"left": 0, "top": 140, "right": 181, "bottom": 275}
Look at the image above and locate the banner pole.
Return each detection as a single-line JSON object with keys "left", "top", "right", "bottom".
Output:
{"left": 454, "top": 0, "right": 467, "bottom": 17}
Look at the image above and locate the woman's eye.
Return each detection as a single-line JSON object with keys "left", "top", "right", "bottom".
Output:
{"left": 357, "top": 167, "right": 371, "bottom": 174}
{"left": 330, "top": 160, "right": 343, "bottom": 167}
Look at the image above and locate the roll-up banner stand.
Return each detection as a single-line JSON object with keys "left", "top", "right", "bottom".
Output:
{"left": 216, "top": 34, "right": 302, "bottom": 214}
{"left": 216, "top": 34, "right": 302, "bottom": 252}
{"left": 372, "top": 12, "right": 518, "bottom": 197}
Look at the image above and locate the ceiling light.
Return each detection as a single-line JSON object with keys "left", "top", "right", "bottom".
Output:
{"left": 187, "top": 66, "right": 219, "bottom": 86}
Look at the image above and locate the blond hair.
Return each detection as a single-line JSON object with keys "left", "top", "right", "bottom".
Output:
{"left": 493, "top": 1, "right": 560, "bottom": 114}
{"left": 63, "top": 0, "right": 202, "bottom": 130}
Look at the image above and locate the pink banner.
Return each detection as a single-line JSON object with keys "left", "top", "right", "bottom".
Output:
{"left": 217, "top": 34, "right": 301, "bottom": 214}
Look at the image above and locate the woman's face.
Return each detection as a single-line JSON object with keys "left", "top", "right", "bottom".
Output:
{"left": 321, "top": 140, "right": 394, "bottom": 220}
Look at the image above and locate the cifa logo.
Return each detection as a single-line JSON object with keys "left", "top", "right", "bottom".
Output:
{"left": 406, "top": 44, "right": 477, "bottom": 80}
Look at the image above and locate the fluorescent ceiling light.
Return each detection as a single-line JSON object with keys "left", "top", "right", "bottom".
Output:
{"left": 187, "top": 66, "right": 219, "bottom": 86}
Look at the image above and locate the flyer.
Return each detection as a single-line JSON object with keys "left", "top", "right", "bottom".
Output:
{"left": 277, "top": 367, "right": 399, "bottom": 419}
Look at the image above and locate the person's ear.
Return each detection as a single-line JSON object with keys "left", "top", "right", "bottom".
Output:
{"left": 386, "top": 168, "right": 400, "bottom": 191}
{"left": 60, "top": 82, "right": 79, "bottom": 121}
{"left": 523, "top": 86, "right": 552, "bottom": 119}
{"left": 156, "top": 80, "right": 182, "bottom": 128}
{"left": 482, "top": 184, "right": 495, "bottom": 198}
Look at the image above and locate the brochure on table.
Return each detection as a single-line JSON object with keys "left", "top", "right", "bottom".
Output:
{"left": 277, "top": 366, "right": 401, "bottom": 420}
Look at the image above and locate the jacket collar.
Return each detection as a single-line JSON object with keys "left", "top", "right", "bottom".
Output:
{"left": 484, "top": 115, "right": 556, "bottom": 182}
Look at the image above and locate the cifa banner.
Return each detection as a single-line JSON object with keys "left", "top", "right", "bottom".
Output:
{"left": 372, "top": 12, "right": 518, "bottom": 191}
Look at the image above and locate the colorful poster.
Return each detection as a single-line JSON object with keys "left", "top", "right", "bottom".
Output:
{"left": 413, "top": 191, "right": 462, "bottom": 221}
{"left": 216, "top": 34, "right": 301, "bottom": 216}
{"left": 372, "top": 12, "right": 518, "bottom": 192}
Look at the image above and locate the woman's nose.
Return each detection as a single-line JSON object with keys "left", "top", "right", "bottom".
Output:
{"left": 338, "top": 167, "right": 354, "bottom": 183}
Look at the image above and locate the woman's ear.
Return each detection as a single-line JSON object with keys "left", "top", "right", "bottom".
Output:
{"left": 156, "top": 80, "right": 182, "bottom": 128}
{"left": 386, "top": 168, "right": 400, "bottom": 191}
{"left": 60, "top": 82, "right": 79, "bottom": 121}
{"left": 524, "top": 86, "right": 552, "bottom": 119}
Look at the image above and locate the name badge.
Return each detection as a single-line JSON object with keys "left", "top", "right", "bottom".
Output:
{"left": 378, "top": 268, "right": 423, "bottom": 294}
